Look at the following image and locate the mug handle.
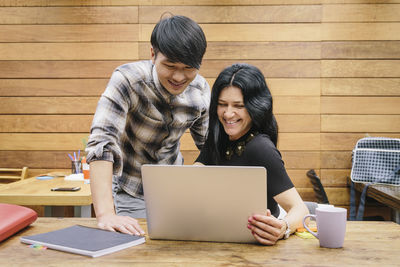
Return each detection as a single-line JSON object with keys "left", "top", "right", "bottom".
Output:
{"left": 303, "top": 214, "right": 318, "bottom": 239}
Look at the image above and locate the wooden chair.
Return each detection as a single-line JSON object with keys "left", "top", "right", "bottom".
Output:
{"left": 0, "top": 167, "right": 29, "bottom": 182}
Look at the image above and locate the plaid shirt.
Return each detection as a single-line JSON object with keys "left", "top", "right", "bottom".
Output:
{"left": 86, "top": 60, "right": 210, "bottom": 198}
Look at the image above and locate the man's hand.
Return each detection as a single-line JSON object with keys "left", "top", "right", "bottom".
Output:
{"left": 97, "top": 213, "right": 145, "bottom": 236}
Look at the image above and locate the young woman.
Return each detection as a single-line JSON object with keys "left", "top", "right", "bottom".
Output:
{"left": 196, "top": 63, "right": 308, "bottom": 245}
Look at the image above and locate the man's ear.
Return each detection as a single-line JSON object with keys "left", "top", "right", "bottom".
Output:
{"left": 150, "top": 47, "right": 156, "bottom": 64}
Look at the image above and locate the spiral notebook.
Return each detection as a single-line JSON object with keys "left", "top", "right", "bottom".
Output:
{"left": 20, "top": 225, "right": 145, "bottom": 257}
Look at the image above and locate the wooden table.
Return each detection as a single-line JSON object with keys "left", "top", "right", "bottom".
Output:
{"left": 352, "top": 181, "right": 400, "bottom": 223}
{"left": 0, "top": 218, "right": 399, "bottom": 266}
{"left": 0, "top": 176, "right": 92, "bottom": 217}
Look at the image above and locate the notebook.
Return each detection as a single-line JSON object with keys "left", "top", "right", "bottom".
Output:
{"left": 141, "top": 165, "right": 267, "bottom": 243}
{"left": 0, "top": 203, "right": 37, "bottom": 242}
{"left": 20, "top": 225, "right": 145, "bottom": 257}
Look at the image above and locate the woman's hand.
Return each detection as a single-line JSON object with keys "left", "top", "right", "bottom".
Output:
{"left": 247, "top": 209, "right": 287, "bottom": 245}
{"left": 97, "top": 213, "right": 145, "bottom": 236}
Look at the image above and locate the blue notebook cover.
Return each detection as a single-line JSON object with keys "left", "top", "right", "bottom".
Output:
{"left": 20, "top": 225, "right": 145, "bottom": 257}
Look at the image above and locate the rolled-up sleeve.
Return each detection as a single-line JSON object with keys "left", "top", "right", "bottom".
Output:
{"left": 190, "top": 79, "right": 211, "bottom": 150}
{"left": 85, "top": 70, "right": 134, "bottom": 176}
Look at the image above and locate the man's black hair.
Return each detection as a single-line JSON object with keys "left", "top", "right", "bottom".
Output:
{"left": 151, "top": 15, "right": 207, "bottom": 69}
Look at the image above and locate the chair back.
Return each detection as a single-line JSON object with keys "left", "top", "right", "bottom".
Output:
{"left": 0, "top": 167, "right": 29, "bottom": 182}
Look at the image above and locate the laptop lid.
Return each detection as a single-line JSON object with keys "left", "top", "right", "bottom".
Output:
{"left": 141, "top": 165, "right": 267, "bottom": 243}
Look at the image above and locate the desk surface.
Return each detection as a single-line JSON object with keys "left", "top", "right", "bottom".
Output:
{"left": 1, "top": 218, "right": 399, "bottom": 266}
{"left": 0, "top": 176, "right": 91, "bottom": 206}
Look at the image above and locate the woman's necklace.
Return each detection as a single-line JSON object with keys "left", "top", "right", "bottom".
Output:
{"left": 225, "top": 131, "right": 258, "bottom": 160}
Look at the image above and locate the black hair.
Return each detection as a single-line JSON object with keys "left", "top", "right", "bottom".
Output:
{"left": 204, "top": 63, "right": 279, "bottom": 163}
{"left": 151, "top": 15, "right": 207, "bottom": 69}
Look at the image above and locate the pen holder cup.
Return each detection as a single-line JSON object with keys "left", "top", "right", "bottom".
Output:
{"left": 71, "top": 160, "right": 82, "bottom": 174}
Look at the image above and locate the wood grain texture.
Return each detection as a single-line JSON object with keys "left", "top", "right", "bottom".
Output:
{"left": 0, "top": 133, "right": 321, "bottom": 151}
{"left": 321, "top": 151, "right": 352, "bottom": 169}
{"left": 0, "top": 60, "right": 320, "bottom": 78}
{"left": 0, "top": 115, "right": 93, "bottom": 132}
{"left": 0, "top": 0, "right": 327, "bottom": 6}
{"left": 321, "top": 97, "right": 400, "bottom": 114}
{"left": 321, "top": 115, "right": 400, "bottom": 132}
{"left": 321, "top": 60, "right": 400, "bottom": 78}
{"left": 320, "top": 169, "right": 350, "bottom": 187}
{"left": 322, "top": 41, "right": 400, "bottom": 59}
{"left": 323, "top": 4, "right": 400, "bottom": 22}
{"left": 321, "top": 78, "right": 400, "bottom": 96}
{"left": 0, "top": 97, "right": 98, "bottom": 114}
{"left": 0, "top": 43, "right": 139, "bottom": 60}
{"left": 138, "top": 5, "right": 321, "bottom": 23}
{"left": 141, "top": 24, "right": 322, "bottom": 42}
{"left": 276, "top": 115, "right": 320, "bottom": 132}
{"left": 321, "top": 133, "right": 400, "bottom": 151}
{"left": 322, "top": 23, "right": 400, "bottom": 41}
{"left": 0, "top": 6, "right": 138, "bottom": 24}
{"left": 0, "top": 150, "right": 320, "bottom": 170}
{"left": 200, "top": 60, "right": 321, "bottom": 78}
{"left": 0, "top": 79, "right": 109, "bottom": 96}
{"left": 140, "top": 42, "right": 321, "bottom": 60}
{"left": 0, "top": 114, "right": 318, "bottom": 133}
{"left": 0, "top": 25, "right": 139, "bottom": 42}
{"left": 0, "top": 78, "right": 319, "bottom": 97}
{"left": 0, "top": 61, "right": 126, "bottom": 78}
{"left": 0, "top": 96, "right": 319, "bottom": 115}
{"left": 3, "top": 218, "right": 400, "bottom": 266}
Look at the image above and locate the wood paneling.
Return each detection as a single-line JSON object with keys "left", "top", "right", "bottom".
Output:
{"left": 0, "top": 0, "right": 326, "bottom": 6}
{"left": 0, "top": 7, "right": 138, "bottom": 24}
{"left": 140, "top": 42, "right": 321, "bottom": 60}
{"left": 321, "top": 151, "right": 352, "bottom": 169}
{"left": 141, "top": 24, "right": 322, "bottom": 42}
{"left": 321, "top": 97, "right": 400, "bottom": 114}
{"left": 321, "top": 115, "right": 400, "bottom": 132}
{"left": 0, "top": 151, "right": 320, "bottom": 170}
{"left": 0, "top": 115, "right": 93, "bottom": 132}
{"left": 0, "top": 25, "right": 139, "bottom": 42}
{"left": 200, "top": 60, "right": 321, "bottom": 78}
{"left": 322, "top": 41, "right": 400, "bottom": 59}
{"left": 322, "top": 23, "right": 400, "bottom": 41}
{"left": 0, "top": 60, "right": 320, "bottom": 78}
{"left": 0, "top": 79, "right": 108, "bottom": 96}
{"left": 0, "top": 43, "right": 139, "bottom": 60}
{"left": 0, "top": 114, "right": 319, "bottom": 133}
{"left": 323, "top": 4, "right": 400, "bottom": 22}
{"left": 0, "top": 132, "right": 320, "bottom": 151}
{"left": 276, "top": 115, "right": 320, "bottom": 132}
{"left": 321, "top": 133, "right": 400, "bottom": 151}
{"left": 138, "top": 5, "right": 321, "bottom": 23}
{"left": 0, "top": 97, "right": 98, "bottom": 114}
{"left": 322, "top": 60, "right": 400, "bottom": 78}
{"left": 321, "top": 78, "right": 400, "bottom": 96}
{"left": 274, "top": 97, "right": 320, "bottom": 114}
{"left": 0, "top": 61, "right": 126, "bottom": 78}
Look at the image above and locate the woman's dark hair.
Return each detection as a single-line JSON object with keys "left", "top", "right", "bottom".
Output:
{"left": 204, "top": 63, "right": 278, "bottom": 163}
{"left": 151, "top": 15, "right": 206, "bottom": 69}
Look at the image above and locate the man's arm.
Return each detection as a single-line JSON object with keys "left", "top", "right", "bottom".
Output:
{"left": 90, "top": 160, "right": 144, "bottom": 236}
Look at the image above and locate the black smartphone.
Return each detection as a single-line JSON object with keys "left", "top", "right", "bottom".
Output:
{"left": 51, "top": 187, "right": 81, "bottom": 192}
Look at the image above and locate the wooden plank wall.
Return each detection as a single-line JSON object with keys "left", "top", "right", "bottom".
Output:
{"left": 0, "top": 0, "right": 399, "bottom": 218}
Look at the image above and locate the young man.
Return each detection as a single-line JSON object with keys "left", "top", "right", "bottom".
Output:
{"left": 86, "top": 16, "right": 210, "bottom": 235}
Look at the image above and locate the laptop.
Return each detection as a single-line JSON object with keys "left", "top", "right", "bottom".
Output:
{"left": 141, "top": 165, "right": 267, "bottom": 243}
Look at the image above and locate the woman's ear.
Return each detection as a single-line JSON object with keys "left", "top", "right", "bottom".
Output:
{"left": 150, "top": 47, "right": 156, "bottom": 64}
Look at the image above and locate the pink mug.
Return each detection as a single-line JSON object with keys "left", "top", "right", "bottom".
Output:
{"left": 303, "top": 207, "right": 347, "bottom": 248}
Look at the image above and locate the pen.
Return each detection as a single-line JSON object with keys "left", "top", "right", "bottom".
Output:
{"left": 74, "top": 152, "right": 77, "bottom": 161}
{"left": 68, "top": 154, "right": 74, "bottom": 161}
{"left": 77, "top": 150, "right": 80, "bottom": 161}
